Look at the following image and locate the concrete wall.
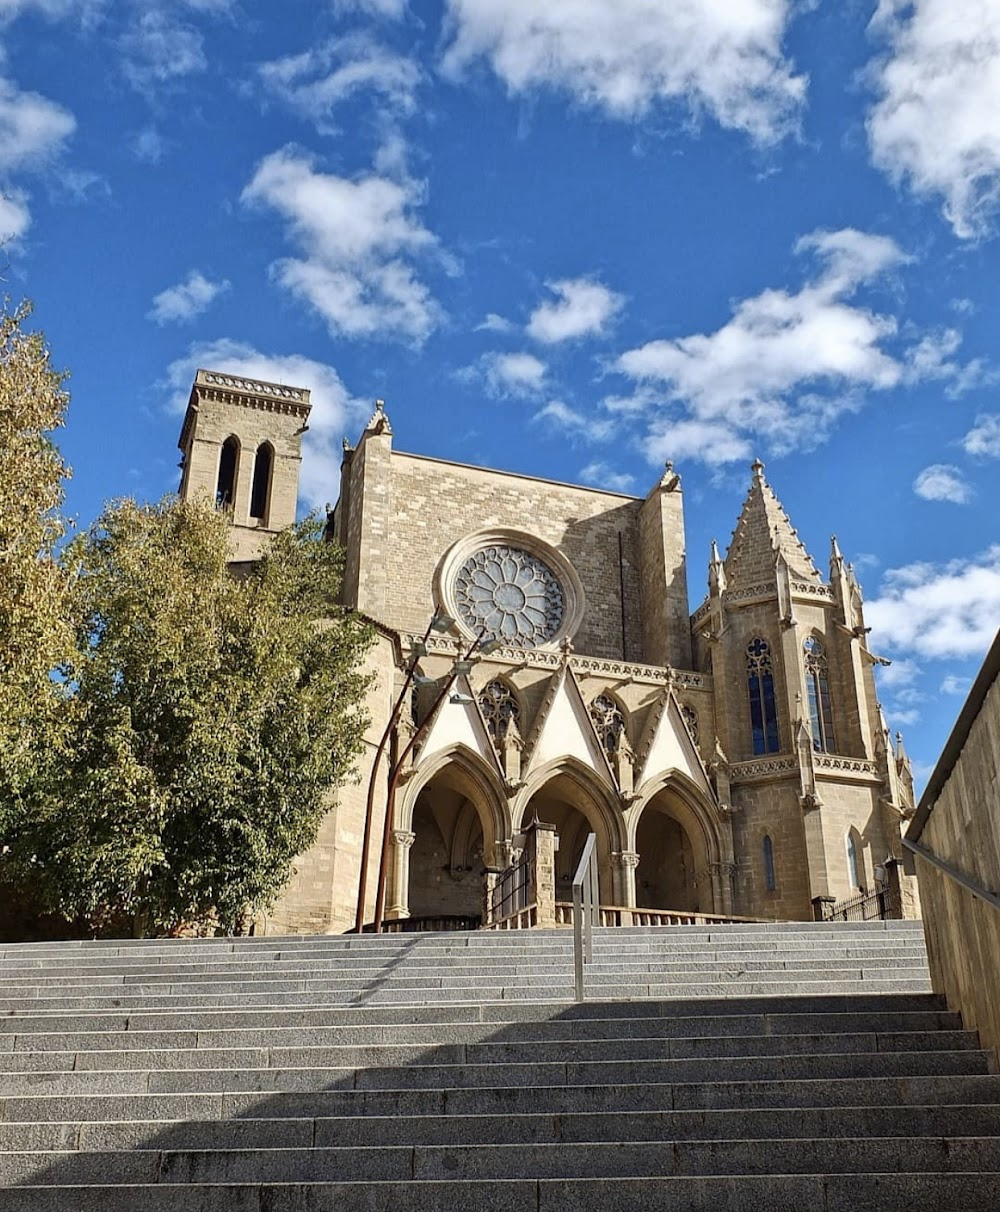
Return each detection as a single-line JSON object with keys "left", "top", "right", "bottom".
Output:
{"left": 907, "top": 634, "right": 1000, "bottom": 1053}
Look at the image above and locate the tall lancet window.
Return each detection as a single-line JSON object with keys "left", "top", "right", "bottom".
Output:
{"left": 590, "top": 694, "right": 626, "bottom": 756}
{"left": 763, "top": 835, "right": 776, "bottom": 892}
{"left": 746, "top": 638, "right": 780, "bottom": 756}
{"left": 249, "top": 442, "right": 273, "bottom": 522}
{"left": 804, "top": 636, "right": 836, "bottom": 753}
{"left": 846, "top": 830, "right": 862, "bottom": 890}
{"left": 216, "top": 436, "right": 239, "bottom": 507}
{"left": 479, "top": 679, "right": 519, "bottom": 740}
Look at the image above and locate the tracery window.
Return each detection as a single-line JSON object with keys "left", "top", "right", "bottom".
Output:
{"left": 746, "top": 637, "right": 780, "bottom": 756}
{"left": 804, "top": 636, "right": 836, "bottom": 753}
{"left": 479, "top": 679, "right": 520, "bottom": 740}
{"left": 763, "top": 835, "right": 776, "bottom": 892}
{"left": 590, "top": 694, "right": 626, "bottom": 756}
{"left": 680, "top": 704, "right": 699, "bottom": 746}
{"left": 454, "top": 545, "right": 564, "bottom": 647}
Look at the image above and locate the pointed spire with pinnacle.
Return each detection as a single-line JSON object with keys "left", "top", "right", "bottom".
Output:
{"left": 722, "top": 458, "right": 823, "bottom": 591}
{"left": 365, "top": 398, "right": 392, "bottom": 436}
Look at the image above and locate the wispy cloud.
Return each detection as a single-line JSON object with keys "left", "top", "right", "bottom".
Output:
{"left": 534, "top": 399, "right": 613, "bottom": 442}
{"left": 527, "top": 277, "right": 624, "bottom": 344}
{"left": 441, "top": 0, "right": 806, "bottom": 145}
{"left": 963, "top": 414, "right": 1000, "bottom": 459}
{"left": 866, "top": 546, "right": 1000, "bottom": 661}
{"left": 463, "top": 350, "right": 547, "bottom": 398}
{"left": 912, "top": 464, "right": 972, "bottom": 505}
{"left": 616, "top": 228, "right": 912, "bottom": 466}
{"left": 148, "top": 270, "right": 230, "bottom": 325}
{"left": 578, "top": 460, "right": 635, "bottom": 493}
{"left": 867, "top": 0, "right": 1000, "bottom": 239}
{"left": 258, "top": 34, "right": 421, "bottom": 133}
{"left": 241, "top": 145, "right": 443, "bottom": 344}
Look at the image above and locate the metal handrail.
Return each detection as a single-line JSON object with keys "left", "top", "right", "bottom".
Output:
{"left": 572, "top": 833, "right": 599, "bottom": 1002}
{"left": 902, "top": 836, "right": 1000, "bottom": 911}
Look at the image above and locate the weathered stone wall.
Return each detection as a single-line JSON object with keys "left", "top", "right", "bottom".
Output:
{"left": 912, "top": 663, "right": 1000, "bottom": 1053}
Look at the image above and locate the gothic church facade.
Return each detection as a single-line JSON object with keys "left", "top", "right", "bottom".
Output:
{"left": 178, "top": 371, "right": 918, "bottom": 934}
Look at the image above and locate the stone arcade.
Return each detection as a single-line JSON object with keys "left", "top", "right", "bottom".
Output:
{"left": 177, "top": 370, "right": 919, "bottom": 934}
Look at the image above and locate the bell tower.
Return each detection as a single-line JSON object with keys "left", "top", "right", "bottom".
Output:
{"left": 177, "top": 369, "right": 311, "bottom": 561}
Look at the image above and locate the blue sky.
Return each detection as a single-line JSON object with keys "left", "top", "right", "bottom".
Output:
{"left": 3, "top": 0, "right": 999, "bottom": 785}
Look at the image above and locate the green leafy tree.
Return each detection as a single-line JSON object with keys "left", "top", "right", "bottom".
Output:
{"left": 12, "top": 497, "right": 372, "bottom": 936}
{"left": 0, "top": 299, "right": 73, "bottom": 834}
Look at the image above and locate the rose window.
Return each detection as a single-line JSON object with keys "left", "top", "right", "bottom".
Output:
{"left": 454, "top": 545, "right": 564, "bottom": 646}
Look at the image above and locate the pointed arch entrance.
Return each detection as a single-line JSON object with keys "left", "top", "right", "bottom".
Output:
{"left": 391, "top": 748, "right": 507, "bottom": 925}
{"left": 516, "top": 761, "right": 624, "bottom": 907}
{"left": 629, "top": 778, "right": 727, "bottom": 915}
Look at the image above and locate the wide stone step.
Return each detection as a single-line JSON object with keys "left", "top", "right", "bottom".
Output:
{"left": 6, "top": 1074, "right": 1000, "bottom": 1123}
{"left": 6, "top": 1102, "right": 1000, "bottom": 1152}
{"left": 0, "top": 1029, "right": 980, "bottom": 1073}
{"left": 1, "top": 1174, "right": 998, "bottom": 1212}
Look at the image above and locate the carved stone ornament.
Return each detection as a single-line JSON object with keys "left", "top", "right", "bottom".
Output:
{"left": 455, "top": 545, "right": 565, "bottom": 646}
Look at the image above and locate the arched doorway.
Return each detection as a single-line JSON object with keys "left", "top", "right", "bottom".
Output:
{"left": 632, "top": 783, "right": 721, "bottom": 914}
{"left": 519, "top": 768, "right": 619, "bottom": 907}
{"left": 393, "top": 754, "right": 505, "bottom": 926}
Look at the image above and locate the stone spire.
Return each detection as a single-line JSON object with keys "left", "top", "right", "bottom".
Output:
{"left": 722, "top": 459, "right": 823, "bottom": 591}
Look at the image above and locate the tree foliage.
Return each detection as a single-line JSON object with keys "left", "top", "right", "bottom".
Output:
{"left": 0, "top": 299, "right": 73, "bottom": 830}
{"left": 7, "top": 497, "right": 373, "bottom": 936}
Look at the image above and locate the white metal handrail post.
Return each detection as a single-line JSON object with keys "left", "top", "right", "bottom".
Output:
{"left": 573, "top": 832, "right": 597, "bottom": 1002}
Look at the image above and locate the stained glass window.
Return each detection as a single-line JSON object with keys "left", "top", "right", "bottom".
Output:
{"left": 747, "top": 637, "right": 780, "bottom": 756}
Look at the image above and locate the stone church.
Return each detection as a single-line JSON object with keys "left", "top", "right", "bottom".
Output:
{"left": 178, "top": 369, "right": 918, "bottom": 934}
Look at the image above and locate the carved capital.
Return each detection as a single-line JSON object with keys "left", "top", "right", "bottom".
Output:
{"left": 392, "top": 829, "right": 416, "bottom": 849}
{"left": 612, "top": 850, "right": 640, "bottom": 870}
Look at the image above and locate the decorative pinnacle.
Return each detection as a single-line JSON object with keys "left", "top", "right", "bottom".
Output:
{"left": 751, "top": 457, "right": 765, "bottom": 478}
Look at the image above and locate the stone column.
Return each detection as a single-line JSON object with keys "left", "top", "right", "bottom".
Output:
{"left": 387, "top": 829, "right": 415, "bottom": 920}
{"left": 482, "top": 868, "right": 502, "bottom": 927}
{"left": 524, "top": 818, "right": 558, "bottom": 928}
{"left": 612, "top": 851, "right": 640, "bottom": 915}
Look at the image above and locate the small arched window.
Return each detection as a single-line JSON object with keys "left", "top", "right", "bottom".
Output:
{"left": 590, "top": 694, "right": 626, "bottom": 756}
{"left": 216, "top": 436, "right": 239, "bottom": 507}
{"left": 250, "top": 442, "right": 273, "bottom": 522}
{"left": 763, "top": 835, "right": 776, "bottom": 891}
{"left": 479, "top": 679, "right": 520, "bottom": 740}
{"left": 846, "top": 830, "right": 862, "bottom": 890}
{"left": 804, "top": 635, "right": 836, "bottom": 753}
{"left": 747, "top": 638, "right": 780, "bottom": 756}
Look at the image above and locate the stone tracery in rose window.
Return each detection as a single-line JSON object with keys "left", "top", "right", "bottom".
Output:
{"left": 454, "top": 545, "right": 564, "bottom": 647}
{"left": 590, "top": 693, "right": 626, "bottom": 756}
{"left": 479, "top": 679, "right": 520, "bottom": 741}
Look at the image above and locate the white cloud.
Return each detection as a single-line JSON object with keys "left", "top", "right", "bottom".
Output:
{"left": 963, "top": 414, "right": 1000, "bottom": 459}
{"left": 617, "top": 228, "right": 911, "bottom": 466}
{"left": 867, "top": 0, "right": 1000, "bottom": 240}
{"left": 526, "top": 277, "right": 624, "bottom": 344}
{"left": 441, "top": 0, "right": 806, "bottom": 145}
{"left": 940, "top": 673, "right": 971, "bottom": 696}
{"left": 475, "top": 311, "right": 514, "bottom": 334}
{"left": 0, "top": 187, "right": 29, "bottom": 238}
{"left": 333, "top": 0, "right": 407, "bottom": 16}
{"left": 241, "top": 146, "right": 442, "bottom": 344}
{"left": 534, "top": 399, "right": 613, "bottom": 442}
{"left": 0, "top": 77, "right": 75, "bottom": 173}
{"left": 148, "top": 270, "right": 230, "bottom": 325}
{"left": 912, "top": 463, "right": 972, "bottom": 505}
{"left": 131, "top": 126, "right": 167, "bottom": 164}
{"left": 164, "top": 339, "right": 367, "bottom": 511}
{"left": 866, "top": 546, "right": 1000, "bottom": 661}
{"left": 877, "top": 656, "right": 921, "bottom": 689}
{"left": 578, "top": 461, "right": 635, "bottom": 493}
{"left": 119, "top": 9, "right": 207, "bottom": 90}
{"left": 901, "top": 328, "right": 986, "bottom": 396}
{"left": 258, "top": 35, "right": 420, "bottom": 131}
{"left": 470, "top": 350, "right": 547, "bottom": 397}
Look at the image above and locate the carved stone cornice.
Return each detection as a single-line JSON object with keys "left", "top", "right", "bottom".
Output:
{"left": 730, "top": 756, "right": 798, "bottom": 780}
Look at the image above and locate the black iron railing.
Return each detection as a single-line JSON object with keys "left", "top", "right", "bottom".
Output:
{"left": 490, "top": 857, "right": 531, "bottom": 924}
{"left": 820, "top": 880, "right": 901, "bottom": 922}
{"left": 378, "top": 914, "right": 481, "bottom": 933}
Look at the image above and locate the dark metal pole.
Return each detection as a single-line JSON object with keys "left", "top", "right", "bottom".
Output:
{"left": 354, "top": 612, "right": 440, "bottom": 934}
{"left": 372, "top": 629, "right": 485, "bottom": 933}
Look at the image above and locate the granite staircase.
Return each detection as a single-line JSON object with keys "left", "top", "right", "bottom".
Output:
{"left": 0, "top": 921, "right": 998, "bottom": 1210}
